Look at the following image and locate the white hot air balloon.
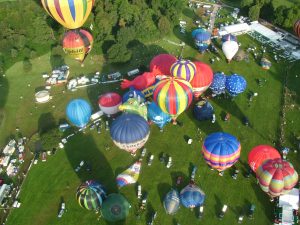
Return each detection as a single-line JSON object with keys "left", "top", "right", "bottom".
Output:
{"left": 222, "top": 40, "right": 239, "bottom": 63}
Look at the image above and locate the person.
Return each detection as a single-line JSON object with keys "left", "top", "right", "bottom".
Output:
{"left": 224, "top": 113, "right": 230, "bottom": 122}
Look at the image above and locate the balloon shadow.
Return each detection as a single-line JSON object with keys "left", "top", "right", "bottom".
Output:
{"left": 0, "top": 75, "right": 9, "bottom": 140}
{"left": 170, "top": 171, "right": 189, "bottom": 191}
{"left": 214, "top": 194, "right": 222, "bottom": 218}
{"left": 157, "top": 183, "right": 172, "bottom": 205}
{"left": 38, "top": 112, "right": 56, "bottom": 134}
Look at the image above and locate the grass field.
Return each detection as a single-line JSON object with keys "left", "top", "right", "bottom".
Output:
{"left": 2, "top": 9, "right": 300, "bottom": 225}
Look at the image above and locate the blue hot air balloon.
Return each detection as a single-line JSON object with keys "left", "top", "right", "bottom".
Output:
{"left": 110, "top": 113, "right": 150, "bottom": 154}
{"left": 194, "top": 100, "right": 214, "bottom": 121}
{"left": 210, "top": 72, "right": 226, "bottom": 95}
{"left": 221, "top": 34, "right": 237, "bottom": 43}
{"left": 66, "top": 99, "right": 92, "bottom": 128}
{"left": 225, "top": 74, "right": 247, "bottom": 97}
{"left": 147, "top": 102, "right": 171, "bottom": 129}
{"left": 163, "top": 188, "right": 180, "bottom": 215}
{"left": 122, "top": 88, "right": 145, "bottom": 103}
{"left": 192, "top": 29, "right": 211, "bottom": 53}
{"left": 180, "top": 184, "right": 205, "bottom": 208}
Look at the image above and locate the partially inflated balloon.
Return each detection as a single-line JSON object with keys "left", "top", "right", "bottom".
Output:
{"left": 222, "top": 40, "right": 239, "bottom": 62}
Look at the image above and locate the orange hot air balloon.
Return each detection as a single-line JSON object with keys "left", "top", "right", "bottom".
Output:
{"left": 62, "top": 29, "right": 93, "bottom": 63}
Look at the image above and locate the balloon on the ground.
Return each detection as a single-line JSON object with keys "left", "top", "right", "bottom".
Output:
{"left": 98, "top": 92, "right": 122, "bottom": 116}
{"left": 41, "top": 0, "right": 95, "bottom": 30}
{"left": 221, "top": 34, "right": 237, "bottom": 43}
{"left": 121, "top": 71, "right": 157, "bottom": 91}
{"left": 294, "top": 19, "right": 300, "bottom": 38}
{"left": 122, "top": 88, "right": 145, "bottom": 103}
{"left": 101, "top": 193, "right": 130, "bottom": 222}
{"left": 192, "top": 28, "right": 211, "bottom": 53}
{"left": 153, "top": 77, "right": 193, "bottom": 122}
{"left": 222, "top": 40, "right": 239, "bottom": 62}
{"left": 170, "top": 59, "right": 196, "bottom": 82}
{"left": 116, "top": 161, "right": 141, "bottom": 188}
{"left": 190, "top": 61, "right": 213, "bottom": 97}
{"left": 194, "top": 100, "right": 214, "bottom": 121}
{"left": 76, "top": 180, "right": 106, "bottom": 210}
{"left": 147, "top": 102, "right": 171, "bottom": 129}
{"left": 225, "top": 74, "right": 247, "bottom": 97}
{"left": 210, "top": 72, "right": 226, "bottom": 95}
{"left": 163, "top": 188, "right": 180, "bottom": 215}
{"left": 256, "top": 158, "right": 298, "bottom": 197}
{"left": 150, "top": 54, "right": 177, "bottom": 76}
{"left": 260, "top": 58, "right": 272, "bottom": 70}
{"left": 110, "top": 113, "right": 150, "bottom": 154}
{"left": 180, "top": 184, "right": 205, "bottom": 208}
{"left": 119, "top": 98, "right": 147, "bottom": 120}
{"left": 66, "top": 98, "right": 92, "bottom": 128}
{"left": 202, "top": 132, "right": 241, "bottom": 171}
{"left": 62, "top": 29, "right": 93, "bottom": 63}
{"left": 248, "top": 145, "right": 281, "bottom": 172}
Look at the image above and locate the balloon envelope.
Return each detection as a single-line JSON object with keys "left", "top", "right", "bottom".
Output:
{"left": 98, "top": 92, "right": 122, "bottom": 116}
{"left": 119, "top": 98, "right": 147, "bottom": 120}
{"left": 256, "top": 158, "right": 298, "bottom": 197}
{"left": 163, "top": 189, "right": 180, "bottom": 215}
{"left": 41, "top": 0, "right": 94, "bottom": 30}
{"left": 202, "top": 132, "right": 241, "bottom": 171}
{"left": 101, "top": 194, "right": 130, "bottom": 222}
{"left": 260, "top": 58, "right": 272, "bottom": 70}
{"left": 147, "top": 102, "right": 171, "bottom": 129}
{"left": 170, "top": 59, "right": 196, "bottom": 82}
{"left": 180, "top": 184, "right": 205, "bottom": 208}
{"left": 222, "top": 40, "right": 239, "bottom": 61}
{"left": 210, "top": 72, "right": 226, "bottom": 94}
{"left": 221, "top": 34, "right": 237, "bottom": 43}
{"left": 194, "top": 100, "right": 214, "bottom": 121}
{"left": 190, "top": 61, "right": 213, "bottom": 97}
{"left": 150, "top": 54, "right": 177, "bottom": 76}
{"left": 248, "top": 145, "right": 281, "bottom": 172}
{"left": 66, "top": 99, "right": 92, "bottom": 128}
{"left": 192, "top": 29, "right": 211, "bottom": 53}
{"left": 225, "top": 74, "right": 247, "bottom": 96}
{"left": 122, "top": 88, "right": 145, "bottom": 103}
{"left": 294, "top": 19, "right": 300, "bottom": 38}
{"left": 116, "top": 161, "right": 141, "bottom": 188}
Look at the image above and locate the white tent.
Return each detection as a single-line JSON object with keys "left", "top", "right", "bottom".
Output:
{"left": 279, "top": 188, "right": 299, "bottom": 210}
{"left": 249, "top": 21, "right": 282, "bottom": 43}
{"left": 219, "top": 23, "right": 250, "bottom": 36}
{"left": 35, "top": 90, "right": 50, "bottom": 103}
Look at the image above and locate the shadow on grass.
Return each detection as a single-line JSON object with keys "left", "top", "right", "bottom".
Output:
{"left": 0, "top": 75, "right": 9, "bottom": 131}
{"left": 157, "top": 183, "right": 172, "bottom": 205}
{"left": 214, "top": 194, "right": 222, "bottom": 217}
{"left": 170, "top": 171, "right": 188, "bottom": 190}
{"left": 38, "top": 112, "right": 56, "bottom": 134}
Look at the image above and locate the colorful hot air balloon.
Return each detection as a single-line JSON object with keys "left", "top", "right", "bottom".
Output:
{"left": 248, "top": 145, "right": 281, "bottom": 172}
{"left": 180, "top": 184, "right": 205, "bottom": 208}
{"left": 190, "top": 61, "right": 213, "bottom": 97}
{"left": 153, "top": 77, "right": 193, "bottom": 123}
{"left": 147, "top": 102, "right": 171, "bottom": 129}
{"left": 221, "top": 34, "right": 237, "bottom": 43}
{"left": 98, "top": 92, "right": 122, "bottom": 116}
{"left": 76, "top": 180, "right": 106, "bottom": 210}
{"left": 163, "top": 188, "right": 180, "bottom": 215}
{"left": 122, "top": 88, "right": 145, "bottom": 103}
{"left": 294, "top": 19, "right": 300, "bottom": 38}
{"left": 110, "top": 113, "right": 150, "bottom": 154}
{"left": 41, "top": 0, "right": 95, "bottom": 30}
{"left": 260, "top": 58, "right": 272, "bottom": 70}
{"left": 119, "top": 98, "right": 147, "bottom": 120}
{"left": 256, "top": 158, "right": 298, "bottom": 197}
{"left": 222, "top": 40, "right": 239, "bottom": 62}
{"left": 192, "top": 28, "right": 211, "bottom": 53}
{"left": 225, "top": 74, "right": 247, "bottom": 97}
{"left": 202, "top": 132, "right": 241, "bottom": 171}
{"left": 62, "top": 29, "right": 93, "bottom": 63}
{"left": 116, "top": 161, "right": 141, "bottom": 188}
{"left": 66, "top": 98, "right": 92, "bottom": 128}
{"left": 210, "top": 72, "right": 226, "bottom": 95}
{"left": 170, "top": 59, "right": 196, "bottom": 82}
{"left": 149, "top": 54, "right": 177, "bottom": 76}
{"left": 101, "top": 193, "right": 130, "bottom": 222}
{"left": 194, "top": 100, "right": 214, "bottom": 121}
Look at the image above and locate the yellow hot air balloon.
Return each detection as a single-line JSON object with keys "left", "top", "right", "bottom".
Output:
{"left": 41, "top": 0, "right": 95, "bottom": 30}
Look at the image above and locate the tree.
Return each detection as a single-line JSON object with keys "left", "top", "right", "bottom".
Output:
{"left": 241, "top": 0, "right": 254, "bottom": 8}
{"left": 158, "top": 16, "right": 171, "bottom": 35}
{"left": 11, "top": 48, "right": 18, "bottom": 58}
{"left": 107, "top": 43, "right": 132, "bottom": 63}
{"left": 116, "top": 27, "right": 136, "bottom": 44}
{"left": 40, "top": 128, "right": 61, "bottom": 151}
{"left": 249, "top": 4, "right": 261, "bottom": 21}
{"left": 23, "top": 58, "right": 32, "bottom": 72}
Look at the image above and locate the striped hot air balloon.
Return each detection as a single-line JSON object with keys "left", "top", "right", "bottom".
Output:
{"left": 256, "top": 158, "right": 298, "bottom": 197}
{"left": 116, "top": 161, "right": 141, "bottom": 188}
{"left": 294, "top": 19, "right": 300, "bottom": 38}
{"left": 62, "top": 29, "right": 93, "bottom": 63}
{"left": 41, "top": 0, "right": 95, "bottom": 30}
{"left": 153, "top": 77, "right": 193, "bottom": 123}
{"left": 260, "top": 58, "right": 272, "bottom": 70}
{"left": 202, "top": 132, "right": 241, "bottom": 171}
{"left": 170, "top": 59, "right": 196, "bottom": 82}
{"left": 76, "top": 180, "right": 106, "bottom": 210}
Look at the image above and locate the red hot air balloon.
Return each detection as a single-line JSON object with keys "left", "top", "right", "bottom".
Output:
{"left": 190, "top": 61, "right": 213, "bottom": 98}
{"left": 248, "top": 145, "right": 281, "bottom": 172}
{"left": 294, "top": 19, "right": 300, "bottom": 38}
{"left": 150, "top": 54, "right": 177, "bottom": 76}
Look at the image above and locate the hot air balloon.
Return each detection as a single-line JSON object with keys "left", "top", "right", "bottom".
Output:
{"left": 119, "top": 98, "right": 147, "bottom": 120}
{"left": 62, "top": 29, "right": 93, "bottom": 63}
{"left": 147, "top": 102, "right": 171, "bottom": 129}
{"left": 190, "top": 61, "right": 213, "bottom": 98}
{"left": 225, "top": 74, "right": 247, "bottom": 97}
{"left": 101, "top": 193, "right": 130, "bottom": 222}
{"left": 149, "top": 54, "right": 177, "bottom": 76}
{"left": 260, "top": 58, "right": 272, "bottom": 70}
{"left": 222, "top": 40, "right": 239, "bottom": 62}
{"left": 76, "top": 180, "right": 106, "bottom": 210}
{"left": 170, "top": 59, "right": 196, "bottom": 82}
{"left": 294, "top": 19, "right": 300, "bottom": 38}
{"left": 221, "top": 34, "right": 237, "bottom": 43}
{"left": 41, "top": 0, "right": 95, "bottom": 30}
{"left": 194, "top": 100, "right": 214, "bottom": 121}
{"left": 163, "top": 188, "right": 180, "bottom": 215}
{"left": 116, "top": 161, "right": 141, "bottom": 188}
{"left": 180, "top": 184, "right": 205, "bottom": 208}
{"left": 192, "top": 28, "right": 211, "bottom": 53}
{"left": 248, "top": 145, "right": 281, "bottom": 172}
{"left": 98, "top": 92, "right": 122, "bottom": 116}
{"left": 202, "top": 132, "right": 241, "bottom": 171}
{"left": 256, "top": 158, "right": 298, "bottom": 197}
{"left": 66, "top": 98, "right": 92, "bottom": 128}
{"left": 153, "top": 77, "right": 193, "bottom": 124}
{"left": 122, "top": 88, "right": 145, "bottom": 103}
{"left": 110, "top": 113, "right": 150, "bottom": 154}
{"left": 210, "top": 72, "right": 226, "bottom": 95}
